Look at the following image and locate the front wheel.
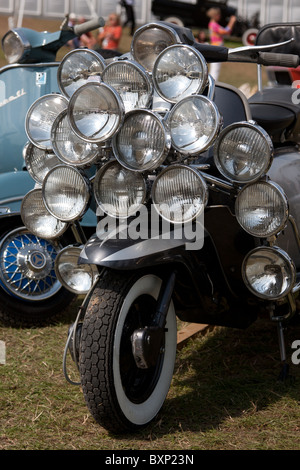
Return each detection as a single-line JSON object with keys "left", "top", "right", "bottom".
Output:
{"left": 79, "top": 270, "right": 177, "bottom": 433}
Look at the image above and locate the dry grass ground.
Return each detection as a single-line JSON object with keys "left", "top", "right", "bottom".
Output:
{"left": 0, "top": 14, "right": 297, "bottom": 452}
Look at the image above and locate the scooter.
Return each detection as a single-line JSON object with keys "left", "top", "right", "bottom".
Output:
{"left": 0, "top": 15, "right": 103, "bottom": 327}
{"left": 20, "top": 20, "right": 300, "bottom": 432}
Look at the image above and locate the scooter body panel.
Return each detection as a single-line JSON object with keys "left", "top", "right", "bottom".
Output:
{"left": 0, "top": 63, "right": 59, "bottom": 173}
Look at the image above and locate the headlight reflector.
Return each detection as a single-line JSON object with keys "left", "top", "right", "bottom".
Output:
{"left": 55, "top": 246, "right": 98, "bottom": 294}
{"left": 25, "top": 94, "right": 68, "bottom": 150}
{"left": 24, "top": 142, "right": 61, "bottom": 185}
{"left": 131, "top": 23, "right": 179, "bottom": 72}
{"left": 68, "top": 82, "right": 124, "bottom": 143}
{"left": 152, "top": 164, "right": 208, "bottom": 223}
{"left": 235, "top": 181, "right": 288, "bottom": 238}
{"left": 214, "top": 122, "right": 273, "bottom": 183}
{"left": 2, "top": 29, "right": 30, "bottom": 63}
{"left": 51, "top": 109, "right": 101, "bottom": 167}
{"left": 113, "top": 109, "right": 170, "bottom": 171}
{"left": 57, "top": 48, "right": 106, "bottom": 98}
{"left": 102, "top": 60, "right": 152, "bottom": 112}
{"left": 94, "top": 160, "right": 146, "bottom": 218}
{"left": 242, "top": 246, "right": 295, "bottom": 300}
{"left": 21, "top": 189, "right": 67, "bottom": 239}
{"left": 43, "top": 165, "right": 91, "bottom": 222}
{"left": 167, "top": 95, "right": 221, "bottom": 154}
{"left": 153, "top": 44, "right": 208, "bottom": 103}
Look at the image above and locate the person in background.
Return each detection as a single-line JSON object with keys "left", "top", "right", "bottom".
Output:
{"left": 96, "top": 13, "right": 122, "bottom": 51}
{"left": 67, "top": 12, "right": 80, "bottom": 48}
{"left": 121, "top": 0, "right": 136, "bottom": 36}
{"left": 195, "top": 30, "right": 207, "bottom": 43}
{"left": 207, "top": 8, "right": 236, "bottom": 81}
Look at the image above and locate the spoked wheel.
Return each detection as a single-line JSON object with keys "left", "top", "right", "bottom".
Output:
{"left": 79, "top": 270, "right": 177, "bottom": 433}
{"left": 0, "top": 226, "right": 74, "bottom": 327}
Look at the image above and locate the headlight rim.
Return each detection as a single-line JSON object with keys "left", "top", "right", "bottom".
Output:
{"left": 152, "top": 43, "right": 209, "bottom": 104}
{"left": 93, "top": 159, "right": 147, "bottom": 219}
{"left": 25, "top": 93, "right": 69, "bottom": 150}
{"left": 57, "top": 47, "right": 107, "bottom": 98}
{"left": 20, "top": 188, "right": 68, "bottom": 240}
{"left": 213, "top": 120, "right": 274, "bottom": 184}
{"left": 2, "top": 28, "right": 31, "bottom": 64}
{"left": 102, "top": 59, "right": 153, "bottom": 112}
{"left": 235, "top": 180, "right": 289, "bottom": 238}
{"left": 112, "top": 108, "right": 171, "bottom": 172}
{"left": 242, "top": 245, "right": 296, "bottom": 300}
{"left": 42, "top": 164, "right": 91, "bottom": 223}
{"left": 151, "top": 163, "right": 208, "bottom": 224}
{"left": 67, "top": 81, "right": 125, "bottom": 144}
{"left": 166, "top": 94, "right": 222, "bottom": 155}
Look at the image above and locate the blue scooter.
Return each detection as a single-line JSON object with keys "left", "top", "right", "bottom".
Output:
{"left": 0, "top": 15, "right": 102, "bottom": 326}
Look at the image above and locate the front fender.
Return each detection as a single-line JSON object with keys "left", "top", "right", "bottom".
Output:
{"left": 79, "top": 231, "right": 190, "bottom": 270}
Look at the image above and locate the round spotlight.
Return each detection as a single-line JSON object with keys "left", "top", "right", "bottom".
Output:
{"left": 68, "top": 82, "right": 124, "bottom": 143}
{"left": 25, "top": 94, "right": 68, "bottom": 150}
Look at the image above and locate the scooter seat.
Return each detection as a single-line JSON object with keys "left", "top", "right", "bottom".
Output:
{"left": 248, "top": 87, "right": 300, "bottom": 142}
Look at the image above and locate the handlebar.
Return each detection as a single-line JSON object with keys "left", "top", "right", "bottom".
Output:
{"left": 258, "top": 51, "right": 299, "bottom": 68}
{"left": 73, "top": 16, "right": 105, "bottom": 36}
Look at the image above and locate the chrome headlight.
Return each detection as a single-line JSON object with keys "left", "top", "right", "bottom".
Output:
{"left": 94, "top": 160, "right": 146, "bottom": 218}
{"left": 68, "top": 82, "right": 124, "bottom": 143}
{"left": 152, "top": 164, "right": 208, "bottom": 223}
{"left": 25, "top": 94, "right": 68, "bottom": 150}
{"left": 57, "top": 48, "right": 106, "bottom": 98}
{"left": 23, "top": 142, "right": 61, "bottom": 185}
{"left": 214, "top": 122, "right": 273, "bottom": 183}
{"left": 242, "top": 246, "right": 295, "bottom": 300}
{"left": 55, "top": 246, "right": 98, "bottom": 294}
{"left": 21, "top": 189, "right": 67, "bottom": 239}
{"left": 235, "top": 181, "right": 288, "bottom": 238}
{"left": 112, "top": 109, "right": 171, "bottom": 172}
{"left": 153, "top": 44, "right": 208, "bottom": 103}
{"left": 2, "top": 29, "right": 30, "bottom": 64}
{"left": 102, "top": 60, "right": 152, "bottom": 112}
{"left": 166, "top": 95, "right": 221, "bottom": 155}
{"left": 51, "top": 110, "right": 101, "bottom": 167}
{"left": 131, "top": 22, "right": 180, "bottom": 72}
{"left": 43, "top": 165, "right": 91, "bottom": 222}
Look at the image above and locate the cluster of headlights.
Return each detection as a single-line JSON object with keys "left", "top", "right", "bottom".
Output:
{"left": 19, "top": 22, "right": 295, "bottom": 301}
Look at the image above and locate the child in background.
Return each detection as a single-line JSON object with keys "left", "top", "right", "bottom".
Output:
{"left": 207, "top": 8, "right": 236, "bottom": 81}
{"left": 96, "top": 13, "right": 122, "bottom": 51}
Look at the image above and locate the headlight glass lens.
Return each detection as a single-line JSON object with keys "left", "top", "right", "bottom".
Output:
{"left": 21, "top": 189, "right": 67, "bottom": 239}
{"left": 167, "top": 95, "right": 221, "bottom": 154}
{"left": 113, "top": 109, "right": 170, "bottom": 171}
{"left": 57, "top": 49, "right": 106, "bottom": 98}
{"left": 2, "top": 30, "right": 26, "bottom": 63}
{"left": 25, "top": 94, "right": 68, "bottom": 150}
{"left": 102, "top": 60, "right": 152, "bottom": 113}
{"left": 214, "top": 122, "right": 273, "bottom": 183}
{"left": 68, "top": 82, "right": 124, "bottom": 143}
{"left": 131, "top": 23, "right": 179, "bottom": 72}
{"left": 94, "top": 160, "right": 146, "bottom": 218}
{"left": 24, "top": 142, "right": 61, "bottom": 185}
{"left": 153, "top": 45, "right": 208, "bottom": 103}
{"left": 242, "top": 246, "right": 295, "bottom": 300}
{"left": 152, "top": 164, "right": 208, "bottom": 223}
{"left": 55, "top": 246, "right": 98, "bottom": 294}
{"left": 51, "top": 110, "right": 101, "bottom": 167}
{"left": 43, "top": 165, "right": 91, "bottom": 222}
{"left": 235, "top": 181, "right": 288, "bottom": 238}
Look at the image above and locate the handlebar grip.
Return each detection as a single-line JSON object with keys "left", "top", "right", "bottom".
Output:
{"left": 193, "top": 42, "right": 228, "bottom": 63}
{"left": 73, "top": 16, "right": 105, "bottom": 36}
{"left": 258, "top": 52, "right": 299, "bottom": 68}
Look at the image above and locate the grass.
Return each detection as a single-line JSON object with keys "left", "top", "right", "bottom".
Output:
{"left": 1, "top": 309, "right": 300, "bottom": 450}
{"left": 0, "top": 15, "right": 296, "bottom": 451}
